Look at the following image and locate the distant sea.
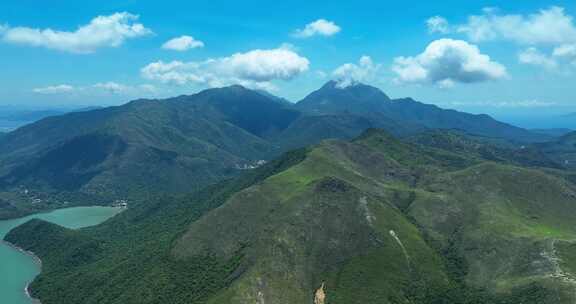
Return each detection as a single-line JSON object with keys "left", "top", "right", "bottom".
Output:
{"left": 495, "top": 115, "right": 576, "bottom": 130}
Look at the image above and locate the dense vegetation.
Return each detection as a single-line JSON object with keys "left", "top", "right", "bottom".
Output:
{"left": 0, "top": 82, "right": 555, "bottom": 219}
{"left": 7, "top": 129, "right": 576, "bottom": 304}
{"left": 536, "top": 131, "right": 576, "bottom": 170}
{"left": 6, "top": 148, "right": 309, "bottom": 303}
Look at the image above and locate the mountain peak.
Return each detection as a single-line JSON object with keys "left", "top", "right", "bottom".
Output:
{"left": 296, "top": 81, "right": 391, "bottom": 115}
{"left": 216, "top": 84, "right": 251, "bottom": 94}
{"left": 225, "top": 84, "right": 248, "bottom": 90}
{"left": 192, "top": 84, "right": 266, "bottom": 102}
{"left": 321, "top": 80, "right": 383, "bottom": 91}
{"left": 320, "top": 80, "right": 339, "bottom": 89}
{"left": 317, "top": 81, "right": 390, "bottom": 100}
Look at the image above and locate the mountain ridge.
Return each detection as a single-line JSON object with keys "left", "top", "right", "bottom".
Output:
{"left": 297, "top": 81, "right": 549, "bottom": 143}
{"left": 0, "top": 82, "right": 554, "bottom": 219}
{"left": 0, "top": 88, "right": 289, "bottom": 218}
{"left": 7, "top": 128, "right": 576, "bottom": 304}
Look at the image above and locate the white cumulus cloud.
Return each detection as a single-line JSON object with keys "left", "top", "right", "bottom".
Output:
{"left": 518, "top": 44, "right": 576, "bottom": 69}
{"left": 1, "top": 12, "right": 152, "bottom": 53}
{"left": 554, "top": 44, "right": 576, "bottom": 58}
{"left": 392, "top": 39, "right": 507, "bottom": 87}
{"left": 433, "top": 7, "right": 576, "bottom": 72}
{"left": 553, "top": 44, "right": 576, "bottom": 66}
{"left": 518, "top": 47, "right": 558, "bottom": 69}
{"left": 162, "top": 35, "right": 204, "bottom": 51}
{"left": 427, "top": 16, "right": 450, "bottom": 34}
{"left": 141, "top": 46, "right": 309, "bottom": 88}
{"left": 33, "top": 84, "right": 75, "bottom": 94}
{"left": 332, "top": 56, "right": 381, "bottom": 87}
{"left": 457, "top": 6, "right": 576, "bottom": 45}
{"left": 293, "top": 19, "right": 341, "bottom": 38}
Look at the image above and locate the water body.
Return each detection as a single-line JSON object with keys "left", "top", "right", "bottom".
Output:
{"left": 0, "top": 206, "right": 123, "bottom": 304}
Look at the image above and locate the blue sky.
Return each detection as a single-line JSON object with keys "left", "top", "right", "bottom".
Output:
{"left": 1, "top": 0, "right": 575, "bottom": 119}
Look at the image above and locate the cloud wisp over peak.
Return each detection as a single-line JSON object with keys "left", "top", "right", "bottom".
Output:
{"left": 332, "top": 56, "right": 381, "bottom": 88}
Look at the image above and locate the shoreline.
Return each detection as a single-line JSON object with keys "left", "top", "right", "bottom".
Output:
{"left": 0, "top": 203, "right": 122, "bottom": 221}
{"left": 1, "top": 240, "right": 43, "bottom": 304}
{"left": 25, "top": 283, "right": 41, "bottom": 304}
{"left": 0, "top": 205, "right": 123, "bottom": 304}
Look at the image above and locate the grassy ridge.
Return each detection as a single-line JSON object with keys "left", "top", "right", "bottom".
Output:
{"left": 6, "top": 129, "right": 576, "bottom": 304}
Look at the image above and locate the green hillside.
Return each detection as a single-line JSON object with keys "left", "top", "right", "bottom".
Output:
{"left": 537, "top": 131, "right": 576, "bottom": 169}
{"left": 0, "top": 83, "right": 552, "bottom": 219}
{"left": 0, "top": 86, "right": 298, "bottom": 219}
{"left": 7, "top": 129, "right": 576, "bottom": 304}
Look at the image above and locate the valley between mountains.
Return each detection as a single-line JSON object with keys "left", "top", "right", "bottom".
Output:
{"left": 2, "top": 82, "right": 576, "bottom": 304}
